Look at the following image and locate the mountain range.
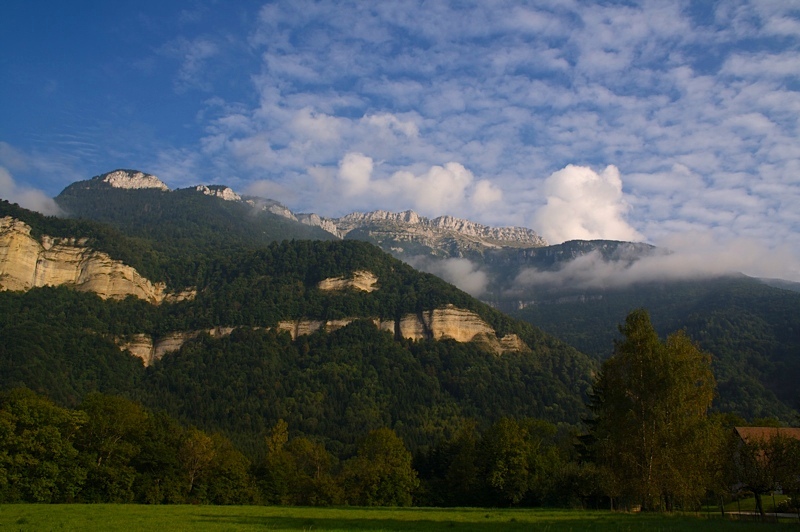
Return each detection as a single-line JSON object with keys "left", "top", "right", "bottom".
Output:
{"left": 1, "top": 169, "right": 798, "bottom": 454}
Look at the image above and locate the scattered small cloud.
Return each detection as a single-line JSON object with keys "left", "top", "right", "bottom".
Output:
{"left": 4, "top": 1, "right": 800, "bottom": 282}
{"left": 160, "top": 37, "right": 220, "bottom": 92}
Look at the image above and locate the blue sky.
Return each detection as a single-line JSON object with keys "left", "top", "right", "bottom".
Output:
{"left": 2, "top": 1, "right": 800, "bottom": 281}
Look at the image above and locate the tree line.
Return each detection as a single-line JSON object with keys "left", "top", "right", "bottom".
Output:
{"left": 3, "top": 310, "right": 799, "bottom": 510}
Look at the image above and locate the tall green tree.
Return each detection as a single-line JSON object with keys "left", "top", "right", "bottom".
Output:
{"left": 75, "top": 393, "right": 147, "bottom": 502}
{"left": 341, "top": 427, "right": 419, "bottom": 506}
{"left": 0, "top": 388, "right": 87, "bottom": 502}
{"left": 179, "top": 428, "right": 216, "bottom": 499}
{"left": 587, "top": 309, "right": 718, "bottom": 510}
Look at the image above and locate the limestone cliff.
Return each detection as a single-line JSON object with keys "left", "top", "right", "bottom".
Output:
{"left": 0, "top": 217, "right": 194, "bottom": 304}
{"left": 99, "top": 169, "right": 169, "bottom": 190}
{"left": 300, "top": 209, "right": 548, "bottom": 252}
{"left": 318, "top": 270, "right": 378, "bottom": 292}
{"left": 119, "top": 306, "right": 527, "bottom": 365}
{"left": 399, "top": 305, "right": 527, "bottom": 356}
{"left": 194, "top": 185, "right": 241, "bottom": 201}
{"left": 118, "top": 327, "right": 235, "bottom": 366}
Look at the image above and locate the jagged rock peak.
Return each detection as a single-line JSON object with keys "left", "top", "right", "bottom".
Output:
{"left": 194, "top": 185, "right": 241, "bottom": 202}
{"left": 97, "top": 169, "right": 169, "bottom": 191}
{"left": 327, "top": 209, "right": 548, "bottom": 246}
{"left": 297, "top": 213, "right": 342, "bottom": 237}
{"left": 245, "top": 198, "right": 298, "bottom": 221}
{"left": 339, "top": 210, "right": 422, "bottom": 225}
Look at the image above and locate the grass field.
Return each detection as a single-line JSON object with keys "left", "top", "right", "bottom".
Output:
{"left": 723, "top": 494, "right": 793, "bottom": 514}
{"left": 1, "top": 505, "right": 796, "bottom": 531}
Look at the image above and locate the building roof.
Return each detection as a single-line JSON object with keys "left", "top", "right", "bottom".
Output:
{"left": 734, "top": 427, "right": 800, "bottom": 445}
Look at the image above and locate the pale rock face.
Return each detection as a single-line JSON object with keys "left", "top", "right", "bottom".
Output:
{"left": 0, "top": 217, "right": 194, "bottom": 304}
{"left": 423, "top": 305, "right": 496, "bottom": 342}
{"left": 398, "top": 313, "right": 428, "bottom": 340}
{"left": 101, "top": 170, "right": 169, "bottom": 191}
{"left": 118, "top": 326, "right": 237, "bottom": 366}
{"left": 276, "top": 318, "right": 372, "bottom": 340}
{"left": 277, "top": 320, "right": 325, "bottom": 339}
{"left": 318, "top": 270, "right": 378, "bottom": 292}
{"left": 267, "top": 204, "right": 297, "bottom": 220}
{"left": 118, "top": 305, "right": 527, "bottom": 365}
{"left": 300, "top": 209, "right": 547, "bottom": 252}
{"left": 194, "top": 185, "right": 241, "bottom": 201}
{"left": 117, "top": 334, "right": 155, "bottom": 366}
{"left": 0, "top": 218, "right": 40, "bottom": 291}
{"left": 297, "top": 213, "right": 342, "bottom": 237}
{"left": 244, "top": 199, "right": 299, "bottom": 220}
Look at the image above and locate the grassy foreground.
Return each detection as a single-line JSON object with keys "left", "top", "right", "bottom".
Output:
{"left": 0, "top": 505, "right": 793, "bottom": 531}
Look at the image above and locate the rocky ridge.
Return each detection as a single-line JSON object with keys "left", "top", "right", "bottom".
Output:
{"left": 99, "top": 170, "right": 169, "bottom": 191}
{"left": 0, "top": 217, "right": 194, "bottom": 304}
{"left": 298, "top": 209, "right": 547, "bottom": 247}
{"left": 195, "top": 185, "right": 241, "bottom": 202}
{"left": 71, "top": 169, "right": 549, "bottom": 258}
{"left": 118, "top": 304, "right": 528, "bottom": 366}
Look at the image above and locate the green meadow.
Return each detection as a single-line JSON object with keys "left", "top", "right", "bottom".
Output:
{"left": 0, "top": 505, "right": 793, "bottom": 531}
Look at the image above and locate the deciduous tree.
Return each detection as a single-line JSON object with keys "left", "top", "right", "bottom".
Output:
{"left": 341, "top": 427, "right": 418, "bottom": 506}
{"left": 587, "top": 309, "right": 718, "bottom": 510}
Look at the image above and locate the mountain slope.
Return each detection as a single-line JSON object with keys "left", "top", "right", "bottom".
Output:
{"left": 0, "top": 199, "right": 596, "bottom": 457}
{"left": 56, "top": 170, "right": 336, "bottom": 256}
{"left": 507, "top": 276, "right": 800, "bottom": 421}
{"left": 38, "top": 169, "right": 800, "bottom": 422}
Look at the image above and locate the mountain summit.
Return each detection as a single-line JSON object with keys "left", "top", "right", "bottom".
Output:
{"left": 297, "top": 209, "right": 548, "bottom": 252}
{"left": 94, "top": 169, "right": 169, "bottom": 191}
{"left": 46, "top": 169, "right": 800, "bottom": 423}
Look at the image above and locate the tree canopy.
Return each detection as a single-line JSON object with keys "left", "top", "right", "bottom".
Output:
{"left": 586, "top": 309, "right": 720, "bottom": 511}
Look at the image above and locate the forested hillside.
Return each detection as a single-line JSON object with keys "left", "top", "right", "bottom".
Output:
{"left": 509, "top": 277, "right": 800, "bottom": 421}
{"left": 0, "top": 200, "right": 595, "bottom": 459}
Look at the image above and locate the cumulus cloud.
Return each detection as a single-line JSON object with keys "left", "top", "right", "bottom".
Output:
{"left": 406, "top": 256, "right": 490, "bottom": 297}
{"left": 338, "top": 153, "right": 373, "bottom": 196}
{"left": 0, "top": 167, "right": 62, "bottom": 216}
{"left": 323, "top": 153, "right": 502, "bottom": 219}
{"left": 532, "top": 165, "right": 644, "bottom": 244}
{"left": 7, "top": 1, "right": 800, "bottom": 283}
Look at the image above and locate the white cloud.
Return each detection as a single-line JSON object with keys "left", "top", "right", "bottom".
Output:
{"left": 338, "top": 152, "right": 373, "bottom": 196}
{"left": 532, "top": 165, "right": 644, "bottom": 244}
{"left": 6, "top": 0, "right": 800, "bottom": 283}
{"left": 406, "top": 256, "right": 490, "bottom": 297}
{"left": 327, "top": 153, "right": 497, "bottom": 219}
{"left": 0, "top": 167, "right": 62, "bottom": 216}
{"left": 361, "top": 113, "right": 419, "bottom": 138}
{"left": 514, "top": 232, "right": 800, "bottom": 290}
{"left": 161, "top": 37, "right": 220, "bottom": 92}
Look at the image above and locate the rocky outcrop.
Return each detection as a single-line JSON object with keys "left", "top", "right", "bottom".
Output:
{"left": 0, "top": 217, "right": 194, "bottom": 304}
{"left": 299, "top": 209, "right": 547, "bottom": 256}
{"left": 397, "top": 305, "right": 527, "bottom": 355}
{"left": 418, "top": 305, "right": 495, "bottom": 342}
{"left": 318, "top": 270, "right": 378, "bottom": 292}
{"left": 194, "top": 185, "right": 241, "bottom": 201}
{"left": 117, "top": 327, "right": 235, "bottom": 366}
{"left": 297, "top": 213, "right": 342, "bottom": 237}
{"left": 119, "top": 306, "right": 527, "bottom": 365}
{"left": 100, "top": 169, "right": 169, "bottom": 191}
